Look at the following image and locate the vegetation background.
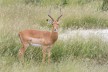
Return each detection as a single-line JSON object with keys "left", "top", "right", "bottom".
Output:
{"left": 0, "top": 0, "right": 108, "bottom": 72}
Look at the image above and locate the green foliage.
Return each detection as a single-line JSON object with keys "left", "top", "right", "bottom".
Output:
{"left": 0, "top": 2, "right": 108, "bottom": 62}
{"left": 62, "top": 15, "right": 108, "bottom": 29}
{"left": 77, "top": 0, "right": 92, "bottom": 5}
{"left": 102, "top": 0, "right": 108, "bottom": 11}
{"left": 0, "top": 0, "right": 23, "bottom": 5}
{"left": 0, "top": 17, "right": 108, "bottom": 62}
{"left": 1, "top": 33, "right": 108, "bottom": 62}
{"left": 62, "top": 36, "right": 108, "bottom": 59}
{"left": 1, "top": 57, "right": 108, "bottom": 72}
{"left": 1, "top": 0, "right": 108, "bottom": 72}
{"left": 0, "top": 0, "right": 94, "bottom": 6}
{"left": 62, "top": 0, "right": 68, "bottom": 5}
{"left": 23, "top": 0, "right": 94, "bottom": 6}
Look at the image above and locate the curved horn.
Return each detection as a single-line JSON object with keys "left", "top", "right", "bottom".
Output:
{"left": 48, "top": 8, "right": 54, "bottom": 21}
{"left": 57, "top": 8, "right": 62, "bottom": 21}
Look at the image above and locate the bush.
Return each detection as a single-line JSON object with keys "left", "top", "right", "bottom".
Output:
{"left": 102, "top": 0, "right": 108, "bottom": 11}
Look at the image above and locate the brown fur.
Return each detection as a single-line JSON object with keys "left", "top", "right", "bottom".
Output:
{"left": 18, "top": 21, "right": 60, "bottom": 63}
{"left": 18, "top": 12, "right": 62, "bottom": 63}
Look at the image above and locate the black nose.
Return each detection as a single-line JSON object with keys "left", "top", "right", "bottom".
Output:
{"left": 54, "top": 29, "right": 57, "bottom": 31}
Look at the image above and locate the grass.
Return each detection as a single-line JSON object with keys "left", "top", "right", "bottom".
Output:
{"left": 0, "top": 1, "right": 108, "bottom": 29}
{"left": 1, "top": 56, "right": 108, "bottom": 72}
{"left": 0, "top": 0, "right": 95, "bottom": 6}
{"left": 1, "top": 34, "right": 108, "bottom": 62}
{"left": 1, "top": 30, "right": 108, "bottom": 72}
{"left": 1, "top": 0, "right": 108, "bottom": 72}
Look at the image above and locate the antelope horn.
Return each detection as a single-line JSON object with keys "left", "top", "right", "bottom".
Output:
{"left": 48, "top": 8, "right": 54, "bottom": 21}
{"left": 57, "top": 8, "right": 62, "bottom": 21}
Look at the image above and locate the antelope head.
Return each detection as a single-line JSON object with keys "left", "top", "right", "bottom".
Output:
{"left": 47, "top": 8, "right": 62, "bottom": 32}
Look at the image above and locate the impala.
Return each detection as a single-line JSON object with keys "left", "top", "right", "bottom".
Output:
{"left": 18, "top": 9, "right": 62, "bottom": 63}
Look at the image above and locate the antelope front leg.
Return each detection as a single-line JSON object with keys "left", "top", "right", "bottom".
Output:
{"left": 47, "top": 48, "right": 51, "bottom": 64}
{"left": 42, "top": 46, "right": 47, "bottom": 63}
{"left": 18, "top": 43, "right": 28, "bottom": 63}
{"left": 18, "top": 47, "right": 26, "bottom": 63}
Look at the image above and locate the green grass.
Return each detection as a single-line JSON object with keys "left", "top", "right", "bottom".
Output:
{"left": 1, "top": 34, "right": 108, "bottom": 62}
{"left": 0, "top": 0, "right": 95, "bottom": 6}
{"left": 1, "top": 0, "right": 108, "bottom": 72}
{"left": 0, "top": 1, "right": 108, "bottom": 29}
{"left": 1, "top": 56, "right": 108, "bottom": 72}
{"left": 1, "top": 29, "right": 108, "bottom": 72}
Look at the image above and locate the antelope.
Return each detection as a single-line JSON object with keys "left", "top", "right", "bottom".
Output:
{"left": 18, "top": 9, "right": 62, "bottom": 63}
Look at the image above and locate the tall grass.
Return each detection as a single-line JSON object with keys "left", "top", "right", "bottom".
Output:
{"left": 1, "top": 35, "right": 108, "bottom": 71}
{"left": 1, "top": 0, "right": 108, "bottom": 72}
{"left": 0, "top": 1, "right": 108, "bottom": 29}
{"left": 1, "top": 54, "right": 108, "bottom": 72}
{"left": 1, "top": 32, "right": 108, "bottom": 62}
{"left": 0, "top": 0, "right": 108, "bottom": 62}
{"left": 0, "top": 0, "right": 95, "bottom": 6}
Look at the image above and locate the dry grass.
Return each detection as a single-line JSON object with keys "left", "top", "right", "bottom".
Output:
{"left": 1, "top": 56, "right": 108, "bottom": 72}
{"left": 1, "top": 1, "right": 108, "bottom": 72}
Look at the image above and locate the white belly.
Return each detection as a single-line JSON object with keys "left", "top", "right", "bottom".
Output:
{"left": 31, "top": 43, "right": 42, "bottom": 47}
{"left": 29, "top": 37, "right": 44, "bottom": 44}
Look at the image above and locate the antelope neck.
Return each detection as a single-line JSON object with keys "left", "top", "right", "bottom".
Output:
{"left": 50, "top": 28, "right": 58, "bottom": 43}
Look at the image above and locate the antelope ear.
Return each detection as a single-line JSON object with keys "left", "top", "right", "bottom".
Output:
{"left": 46, "top": 19, "right": 53, "bottom": 25}
{"left": 46, "top": 19, "right": 48, "bottom": 21}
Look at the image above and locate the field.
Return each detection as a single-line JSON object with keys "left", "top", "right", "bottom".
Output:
{"left": 0, "top": 0, "right": 108, "bottom": 72}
